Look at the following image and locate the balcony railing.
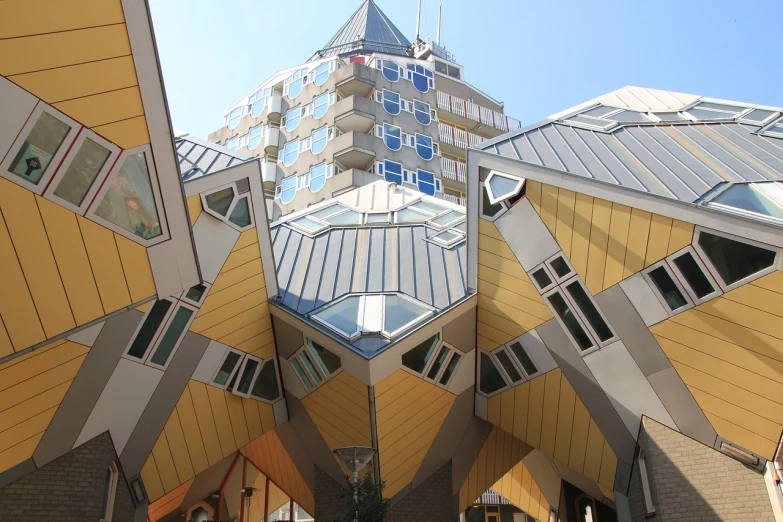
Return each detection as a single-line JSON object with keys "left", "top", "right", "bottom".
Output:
{"left": 437, "top": 91, "right": 522, "bottom": 133}
{"left": 441, "top": 157, "right": 467, "bottom": 184}
{"left": 443, "top": 194, "right": 466, "bottom": 207}
{"left": 438, "top": 122, "right": 487, "bottom": 150}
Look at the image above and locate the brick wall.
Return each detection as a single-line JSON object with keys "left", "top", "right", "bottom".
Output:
{"left": 314, "top": 466, "right": 349, "bottom": 522}
{"left": 0, "top": 431, "right": 137, "bottom": 521}
{"left": 627, "top": 417, "right": 775, "bottom": 521}
{"left": 386, "top": 461, "right": 457, "bottom": 522}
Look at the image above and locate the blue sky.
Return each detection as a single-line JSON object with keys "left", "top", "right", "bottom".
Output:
{"left": 149, "top": 0, "right": 783, "bottom": 139}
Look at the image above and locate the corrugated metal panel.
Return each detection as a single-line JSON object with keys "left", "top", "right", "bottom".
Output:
{"left": 481, "top": 121, "right": 783, "bottom": 203}
{"left": 271, "top": 224, "right": 467, "bottom": 317}
{"left": 474, "top": 489, "right": 514, "bottom": 506}
{"left": 176, "top": 135, "right": 251, "bottom": 181}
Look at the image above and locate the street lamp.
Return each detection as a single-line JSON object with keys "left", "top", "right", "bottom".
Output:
{"left": 333, "top": 445, "right": 376, "bottom": 520}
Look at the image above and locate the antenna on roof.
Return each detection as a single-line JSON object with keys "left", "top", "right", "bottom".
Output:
{"left": 415, "top": 0, "right": 422, "bottom": 42}
{"left": 436, "top": 3, "right": 442, "bottom": 44}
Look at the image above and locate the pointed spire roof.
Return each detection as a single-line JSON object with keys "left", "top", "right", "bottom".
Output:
{"left": 309, "top": 0, "right": 412, "bottom": 61}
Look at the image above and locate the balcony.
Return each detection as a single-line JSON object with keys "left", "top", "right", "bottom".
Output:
{"left": 438, "top": 122, "right": 486, "bottom": 156}
{"left": 437, "top": 91, "right": 522, "bottom": 136}
{"left": 441, "top": 157, "right": 467, "bottom": 184}
{"left": 443, "top": 194, "right": 466, "bottom": 207}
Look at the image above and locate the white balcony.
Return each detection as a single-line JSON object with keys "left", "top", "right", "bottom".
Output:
{"left": 436, "top": 91, "right": 522, "bottom": 133}
{"left": 441, "top": 157, "right": 467, "bottom": 184}
{"left": 443, "top": 194, "right": 466, "bottom": 206}
{"left": 438, "top": 122, "right": 486, "bottom": 151}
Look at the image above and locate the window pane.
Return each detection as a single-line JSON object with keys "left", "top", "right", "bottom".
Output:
{"left": 488, "top": 175, "right": 519, "bottom": 201}
{"left": 9, "top": 111, "right": 70, "bottom": 184}
{"left": 687, "top": 108, "right": 732, "bottom": 120}
{"left": 402, "top": 334, "right": 439, "bottom": 373}
{"left": 713, "top": 183, "right": 783, "bottom": 220}
{"left": 581, "top": 106, "right": 616, "bottom": 118}
{"left": 742, "top": 109, "right": 776, "bottom": 123}
{"left": 128, "top": 300, "right": 172, "bottom": 359}
{"left": 479, "top": 352, "right": 507, "bottom": 394}
{"left": 547, "top": 293, "right": 594, "bottom": 351}
{"left": 655, "top": 112, "right": 687, "bottom": 121}
{"left": 672, "top": 253, "right": 714, "bottom": 298}
{"left": 235, "top": 358, "right": 259, "bottom": 394}
{"left": 698, "top": 232, "right": 776, "bottom": 286}
{"left": 251, "top": 360, "right": 280, "bottom": 400}
{"left": 290, "top": 216, "right": 324, "bottom": 233}
{"left": 150, "top": 307, "right": 193, "bottom": 366}
{"left": 431, "top": 210, "right": 462, "bottom": 227}
{"left": 426, "top": 346, "right": 450, "bottom": 380}
{"left": 549, "top": 257, "right": 571, "bottom": 278}
{"left": 508, "top": 341, "right": 538, "bottom": 376}
{"left": 384, "top": 295, "right": 429, "bottom": 334}
{"left": 531, "top": 268, "right": 553, "bottom": 289}
{"left": 411, "top": 200, "right": 448, "bottom": 215}
{"left": 292, "top": 358, "right": 313, "bottom": 390}
{"left": 308, "top": 203, "right": 341, "bottom": 220}
{"left": 495, "top": 350, "right": 522, "bottom": 383}
{"left": 609, "top": 110, "right": 648, "bottom": 122}
{"left": 300, "top": 352, "right": 323, "bottom": 384}
{"left": 214, "top": 352, "right": 241, "bottom": 386}
{"left": 438, "top": 352, "right": 462, "bottom": 385}
{"left": 482, "top": 186, "right": 504, "bottom": 218}
{"left": 397, "top": 208, "right": 428, "bottom": 223}
{"left": 314, "top": 296, "right": 361, "bottom": 336}
{"left": 54, "top": 138, "right": 111, "bottom": 206}
{"left": 185, "top": 284, "right": 206, "bottom": 302}
{"left": 205, "top": 187, "right": 234, "bottom": 216}
{"left": 324, "top": 210, "right": 362, "bottom": 225}
{"left": 565, "top": 281, "right": 613, "bottom": 342}
{"left": 228, "top": 197, "right": 251, "bottom": 227}
{"left": 307, "top": 340, "right": 341, "bottom": 375}
{"left": 95, "top": 152, "right": 162, "bottom": 239}
{"left": 648, "top": 266, "right": 688, "bottom": 310}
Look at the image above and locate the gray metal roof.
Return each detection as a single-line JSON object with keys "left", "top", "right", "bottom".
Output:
{"left": 310, "top": 0, "right": 412, "bottom": 61}
{"left": 175, "top": 135, "right": 251, "bottom": 182}
{"left": 271, "top": 223, "right": 467, "bottom": 316}
{"left": 479, "top": 91, "right": 783, "bottom": 204}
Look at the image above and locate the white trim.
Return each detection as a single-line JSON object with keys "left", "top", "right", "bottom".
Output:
{"left": 250, "top": 358, "right": 282, "bottom": 404}
{"left": 484, "top": 170, "right": 525, "bottom": 205}
{"left": 529, "top": 263, "right": 556, "bottom": 293}
{"left": 100, "top": 461, "right": 119, "bottom": 522}
{"left": 641, "top": 260, "right": 694, "bottom": 316}
{"left": 232, "top": 354, "right": 263, "bottom": 398}
{"left": 0, "top": 102, "right": 80, "bottom": 194}
{"left": 211, "top": 348, "right": 245, "bottom": 390}
{"left": 545, "top": 252, "right": 576, "bottom": 285}
{"left": 144, "top": 301, "right": 198, "bottom": 370}
{"left": 86, "top": 144, "right": 170, "bottom": 246}
{"left": 543, "top": 286, "right": 598, "bottom": 355}
{"left": 504, "top": 338, "right": 541, "bottom": 379}
{"left": 201, "top": 181, "right": 256, "bottom": 232}
{"left": 637, "top": 448, "right": 656, "bottom": 517}
{"left": 44, "top": 129, "right": 121, "bottom": 214}
{"left": 476, "top": 350, "right": 510, "bottom": 398}
{"left": 666, "top": 246, "right": 722, "bottom": 305}
{"left": 490, "top": 347, "right": 524, "bottom": 385}
{"left": 560, "top": 276, "right": 617, "bottom": 349}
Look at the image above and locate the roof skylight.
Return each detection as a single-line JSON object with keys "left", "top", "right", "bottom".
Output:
{"left": 707, "top": 182, "right": 783, "bottom": 224}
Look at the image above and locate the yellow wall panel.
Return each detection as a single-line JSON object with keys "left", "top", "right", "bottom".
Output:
{"left": 539, "top": 369, "right": 562, "bottom": 458}
{"left": 598, "top": 439, "right": 617, "bottom": 491}
{"left": 0, "top": 433, "right": 43, "bottom": 476}
{"left": 539, "top": 183, "right": 559, "bottom": 236}
{"left": 186, "top": 194, "right": 202, "bottom": 226}
{"left": 0, "top": 24, "right": 132, "bottom": 76}
{"left": 644, "top": 213, "right": 672, "bottom": 267}
{"left": 526, "top": 376, "right": 545, "bottom": 448}
{"left": 210, "top": 260, "right": 262, "bottom": 294}
{"left": 0, "top": 320, "right": 11, "bottom": 358}
{"left": 584, "top": 199, "right": 611, "bottom": 295}
{"left": 198, "top": 274, "right": 266, "bottom": 316}
{"left": 37, "top": 197, "right": 104, "bottom": 326}
{"left": 526, "top": 180, "right": 542, "bottom": 215}
{"left": 554, "top": 377, "right": 576, "bottom": 465}
{"left": 140, "top": 456, "right": 165, "bottom": 503}
{"left": 623, "top": 208, "right": 651, "bottom": 277}
{"left": 222, "top": 241, "right": 262, "bottom": 272}
{"left": 243, "top": 397, "right": 263, "bottom": 441}
{"left": 570, "top": 193, "right": 594, "bottom": 278}
{"left": 303, "top": 372, "right": 370, "bottom": 451}
{"left": 0, "top": 0, "right": 125, "bottom": 39}
{"left": 148, "top": 479, "right": 193, "bottom": 522}
{"left": 0, "top": 380, "right": 69, "bottom": 433}
{"left": 703, "top": 412, "right": 777, "bottom": 460}
{"left": 77, "top": 216, "right": 131, "bottom": 313}
{"left": 115, "top": 234, "right": 156, "bottom": 303}
{"left": 176, "top": 386, "right": 209, "bottom": 475}
{"left": 163, "top": 410, "right": 195, "bottom": 484}
{"left": 0, "top": 209, "right": 45, "bottom": 351}
{"left": 151, "top": 432, "right": 180, "bottom": 494}
{"left": 188, "top": 381, "right": 223, "bottom": 466}
{"left": 603, "top": 203, "right": 631, "bottom": 289}
{"left": 754, "top": 270, "right": 783, "bottom": 295}
{"left": 512, "top": 382, "right": 530, "bottom": 443}
{"left": 0, "top": 407, "right": 57, "bottom": 454}
{"left": 667, "top": 219, "right": 694, "bottom": 255}
{"left": 92, "top": 115, "right": 150, "bottom": 149}
{"left": 225, "top": 393, "right": 250, "bottom": 449}
{"left": 0, "top": 182, "right": 75, "bottom": 338}
{"left": 568, "top": 400, "right": 590, "bottom": 474}
{"left": 54, "top": 86, "right": 144, "bottom": 128}
{"left": 555, "top": 188, "right": 576, "bottom": 258}
{"left": 205, "top": 385, "right": 237, "bottom": 457}
{"left": 582, "top": 419, "right": 604, "bottom": 483}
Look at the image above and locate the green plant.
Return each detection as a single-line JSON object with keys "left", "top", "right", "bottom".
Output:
{"left": 334, "top": 471, "right": 389, "bottom": 522}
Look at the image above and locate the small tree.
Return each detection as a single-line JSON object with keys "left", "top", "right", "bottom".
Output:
{"left": 334, "top": 471, "right": 389, "bottom": 522}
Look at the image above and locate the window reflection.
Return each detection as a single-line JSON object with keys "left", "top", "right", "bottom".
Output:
{"left": 9, "top": 111, "right": 70, "bottom": 184}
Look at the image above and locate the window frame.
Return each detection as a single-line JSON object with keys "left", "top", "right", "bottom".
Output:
{"left": 477, "top": 350, "right": 510, "bottom": 397}
{"left": 232, "top": 354, "right": 263, "bottom": 398}
{"left": 414, "top": 133, "right": 436, "bottom": 161}
{"left": 637, "top": 448, "right": 656, "bottom": 517}
{"left": 200, "top": 182, "right": 255, "bottom": 232}
{"left": 249, "top": 358, "right": 282, "bottom": 403}
{"left": 692, "top": 226, "right": 782, "bottom": 292}
{"left": 284, "top": 105, "right": 302, "bottom": 132}
{"left": 641, "top": 260, "right": 695, "bottom": 316}
{"left": 123, "top": 298, "right": 199, "bottom": 370}
{"left": 248, "top": 123, "right": 266, "bottom": 150}
{"left": 560, "top": 276, "right": 617, "bottom": 348}
{"left": 382, "top": 123, "right": 402, "bottom": 151}
{"left": 490, "top": 347, "right": 525, "bottom": 385}
{"left": 381, "top": 88, "right": 401, "bottom": 116}
{"left": 1, "top": 103, "right": 81, "bottom": 193}
{"left": 544, "top": 252, "right": 576, "bottom": 285}
{"left": 484, "top": 170, "right": 525, "bottom": 205}
{"left": 543, "top": 285, "right": 601, "bottom": 355}
{"left": 479, "top": 182, "right": 508, "bottom": 221}
{"left": 413, "top": 100, "right": 433, "bottom": 126}
{"left": 427, "top": 228, "right": 466, "bottom": 248}
{"left": 421, "top": 341, "right": 458, "bottom": 385}
{"left": 44, "top": 129, "right": 120, "bottom": 214}
{"left": 227, "top": 107, "right": 243, "bottom": 130}
{"left": 100, "top": 461, "right": 119, "bottom": 522}
{"left": 86, "top": 145, "right": 170, "bottom": 246}
{"left": 505, "top": 338, "right": 541, "bottom": 379}
{"left": 667, "top": 246, "right": 722, "bottom": 305}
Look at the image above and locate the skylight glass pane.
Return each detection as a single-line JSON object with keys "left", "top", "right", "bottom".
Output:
{"left": 687, "top": 108, "right": 733, "bottom": 120}
{"left": 366, "top": 213, "right": 391, "bottom": 224}
{"left": 581, "top": 106, "right": 616, "bottom": 118}
{"left": 698, "top": 232, "right": 776, "bottom": 286}
{"left": 433, "top": 229, "right": 462, "bottom": 244}
{"left": 564, "top": 115, "right": 612, "bottom": 128}
{"left": 713, "top": 183, "right": 783, "bottom": 219}
{"left": 410, "top": 200, "right": 449, "bottom": 214}
{"left": 431, "top": 210, "right": 462, "bottom": 227}
{"left": 654, "top": 112, "right": 687, "bottom": 121}
{"left": 95, "top": 151, "right": 162, "bottom": 239}
{"left": 384, "top": 295, "right": 429, "bottom": 334}
{"left": 479, "top": 352, "right": 507, "bottom": 395}
{"left": 488, "top": 174, "right": 520, "bottom": 201}
{"left": 402, "top": 334, "right": 439, "bottom": 373}
{"left": 324, "top": 209, "right": 362, "bottom": 225}
{"left": 742, "top": 109, "right": 776, "bottom": 123}
{"left": 696, "top": 102, "right": 744, "bottom": 113}
{"left": 308, "top": 204, "right": 342, "bottom": 220}
{"left": 454, "top": 222, "right": 467, "bottom": 233}
{"left": 314, "top": 296, "right": 361, "bottom": 337}
{"left": 397, "top": 208, "right": 428, "bottom": 223}
{"left": 609, "top": 110, "right": 649, "bottom": 122}
{"left": 290, "top": 215, "right": 325, "bottom": 233}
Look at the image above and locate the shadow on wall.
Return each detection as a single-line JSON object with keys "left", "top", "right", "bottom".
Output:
{"left": 626, "top": 417, "right": 775, "bottom": 522}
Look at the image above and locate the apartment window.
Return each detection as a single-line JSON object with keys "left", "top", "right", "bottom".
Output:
{"left": 484, "top": 171, "right": 524, "bottom": 205}
{"left": 225, "top": 136, "right": 239, "bottom": 150}
{"left": 313, "top": 62, "right": 331, "bottom": 86}
{"left": 313, "top": 92, "right": 331, "bottom": 119}
{"left": 643, "top": 262, "right": 691, "bottom": 313}
{"left": 383, "top": 159, "right": 403, "bottom": 185}
{"left": 309, "top": 162, "right": 329, "bottom": 193}
{"left": 49, "top": 133, "right": 116, "bottom": 212}
{"left": 429, "top": 209, "right": 462, "bottom": 229}
{"left": 414, "top": 100, "right": 432, "bottom": 126}
{"left": 365, "top": 212, "right": 391, "bottom": 225}
{"left": 250, "top": 359, "right": 280, "bottom": 401}
{"left": 575, "top": 495, "right": 596, "bottom": 522}
{"left": 382, "top": 89, "right": 401, "bottom": 115}
{"left": 90, "top": 147, "right": 165, "bottom": 243}
{"left": 429, "top": 228, "right": 465, "bottom": 248}
{"left": 406, "top": 63, "right": 434, "bottom": 93}
{"left": 402, "top": 334, "right": 440, "bottom": 373}
{"left": 311, "top": 126, "right": 331, "bottom": 155}
{"left": 281, "top": 140, "right": 299, "bottom": 167}
{"left": 479, "top": 352, "right": 508, "bottom": 395}
{"left": 284, "top": 69, "right": 306, "bottom": 99}
{"left": 311, "top": 294, "right": 434, "bottom": 341}
{"left": 248, "top": 124, "right": 266, "bottom": 150}
{"left": 100, "top": 461, "right": 119, "bottom": 522}
{"left": 249, "top": 87, "right": 271, "bottom": 117}
{"left": 285, "top": 105, "right": 302, "bottom": 132}
{"left": 547, "top": 291, "right": 595, "bottom": 352}
{"left": 290, "top": 339, "right": 342, "bottom": 390}
{"left": 417, "top": 169, "right": 437, "bottom": 196}
{"left": 377, "top": 59, "right": 401, "bottom": 82}
{"left": 508, "top": 340, "right": 539, "bottom": 377}
{"left": 401, "top": 334, "right": 462, "bottom": 387}
{"left": 668, "top": 247, "right": 719, "bottom": 303}
{"left": 696, "top": 229, "right": 778, "bottom": 289}
{"left": 415, "top": 133, "right": 436, "bottom": 161}
{"left": 228, "top": 108, "right": 243, "bottom": 130}
{"left": 201, "top": 181, "right": 255, "bottom": 231}
{"left": 213, "top": 349, "right": 243, "bottom": 389}
{"left": 382, "top": 123, "right": 402, "bottom": 151}
{"left": 493, "top": 348, "right": 523, "bottom": 384}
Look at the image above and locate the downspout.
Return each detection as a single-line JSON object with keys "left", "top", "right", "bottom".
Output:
{"left": 368, "top": 385, "right": 381, "bottom": 486}
{"left": 240, "top": 457, "right": 247, "bottom": 522}
{"left": 263, "top": 476, "right": 270, "bottom": 522}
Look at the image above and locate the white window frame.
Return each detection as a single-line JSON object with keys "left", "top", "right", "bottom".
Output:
{"left": 86, "top": 144, "right": 170, "bottom": 246}
{"left": 692, "top": 226, "right": 782, "bottom": 292}
{"left": 44, "top": 129, "right": 120, "bottom": 214}
{"left": 0, "top": 103, "right": 80, "bottom": 194}
{"left": 181, "top": 281, "right": 211, "bottom": 307}
{"left": 529, "top": 263, "right": 556, "bottom": 293}
{"left": 504, "top": 338, "right": 541, "bottom": 379}
{"left": 381, "top": 88, "right": 401, "bottom": 116}
{"left": 232, "top": 354, "right": 263, "bottom": 398}
{"left": 427, "top": 209, "right": 464, "bottom": 230}
{"left": 666, "top": 246, "right": 722, "bottom": 305}
{"left": 211, "top": 348, "right": 245, "bottom": 390}
{"left": 250, "top": 359, "right": 282, "bottom": 403}
{"left": 637, "top": 448, "right": 656, "bottom": 517}
{"left": 641, "top": 260, "right": 695, "bottom": 316}
{"left": 479, "top": 182, "right": 509, "bottom": 222}
{"left": 543, "top": 285, "right": 599, "bottom": 355}
{"left": 484, "top": 170, "right": 525, "bottom": 205}
{"left": 490, "top": 346, "right": 525, "bottom": 385}
{"left": 427, "top": 228, "right": 466, "bottom": 248}
{"left": 365, "top": 211, "right": 392, "bottom": 225}
{"left": 143, "top": 300, "right": 199, "bottom": 371}
{"left": 477, "top": 350, "right": 510, "bottom": 397}
{"left": 421, "top": 341, "right": 460, "bottom": 385}
{"left": 200, "top": 182, "right": 255, "bottom": 232}
{"left": 560, "top": 276, "right": 617, "bottom": 349}
{"left": 100, "top": 461, "right": 119, "bottom": 522}
{"left": 544, "top": 252, "right": 576, "bottom": 284}
{"left": 288, "top": 215, "right": 330, "bottom": 236}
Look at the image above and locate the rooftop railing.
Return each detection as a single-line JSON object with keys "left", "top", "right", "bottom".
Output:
{"left": 437, "top": 91, "right": 522, "bottom": 133}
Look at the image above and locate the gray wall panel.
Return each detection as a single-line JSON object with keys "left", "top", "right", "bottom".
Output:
{"left": 451, "top": 418, "right": 494, "bottom": 495}
{"left": 594, "top": 285, "right": 672, "bottom": 377}
{"left": 192, "top": 214, "right": 240, "bottom": 284}
{"left": 366, "top": 228, "right": 385, "bottom": 293}
{"left": 179, "top": 454, "right": 238, "bottom": 509}
{"left": 286, "top": 395, "right": 344, "bottom": 484}
{"left": 429, "top": 243, "right": 450, "bottom": 310}
{"left": 536, "top": 318, "right": 636, "bottom": 464}
{"left": 334, "top": 228, "right": 357, "bottom": 298}
{"left": 494, "top": 199, "right": 560, "bottom": 271}
{"left": 618, "top": 273, "right": 669, "bottom": 327}
{"left": 273, "top": 315, "right": 305, "bottom": 359}
{"left": 33, "top": 310, "right": 143, "bottom": 467}
{"left": 315, "top": 230, "right": 342, "bottom": 308}
{"left": 120, "top": 332, "right": 210, "bottom": 477}
{"left": 647, "top": 367, "right": 717, "bottom": 448}
{"left": 273, "top": 421, "right": 316, "bottom": 491}
{"left": 442, "top": 309, "right": 477, "bottom": 354}
{"left": 0, "top": 76, "right": 37, "bottom": 161}
{"left": 0, "top": 459, "right": 36, "bottom": 489}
